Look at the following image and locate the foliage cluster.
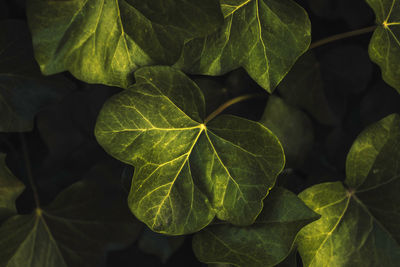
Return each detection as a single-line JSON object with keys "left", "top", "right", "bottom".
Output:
{"left": 1, "top": 0, "right": 400, "bottom": 266}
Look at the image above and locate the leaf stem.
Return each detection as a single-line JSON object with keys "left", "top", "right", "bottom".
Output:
{"left": 19, "top": 133, "right": 41, "bottom": 208}
{"left": 204, "top": 94, "right": 264, "bottom": 124}
{"left": 309, "top": 25, "right": 377, "bottom": 49}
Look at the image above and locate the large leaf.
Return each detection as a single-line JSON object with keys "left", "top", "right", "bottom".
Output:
{"left": 192, "top": 187, "right": 319, "bottom": 267}
{"left": 95, "top": 66, "right": 285, "bottom": 235}
{"left": 0, "top": 154, "right": 25, "bottom": 221}
{"left": 366, "top": 0, "right": 400, "bottom": 92}
{"left": 174, "top": 0, "right": 311, "bottom": 93}
{"left": 0, "top": 164, "right": 142, "bottom": 267}
{"left": 0, "top": 20, "right": 75, "bottom": 132}
{"left": 297, "top": 114, "right": 400, "bottom": 266}
{"left": 26, "top": 0, "right": 223, "bottom": 88}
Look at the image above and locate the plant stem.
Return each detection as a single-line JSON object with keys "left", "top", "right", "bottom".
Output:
{"left": 309, "top": 25, "right": 377, "bottom": 49}
{"left": 204, "top": 94, "right": 264, "bottom": 124}
{"left": 19, "top": 133, "right": 41, "bottom": 208}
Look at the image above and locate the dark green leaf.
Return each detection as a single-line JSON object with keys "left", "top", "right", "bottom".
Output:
{"left": 174, "top": 0, "right": 311, "bottom": 93}
{"left": 0, "top": 164, "right": 142, "bottom": 267}
{"left": 95, "top": 66, "right": 285, "bottom": 235}
{"left": 260, "top": 96, "right": 314, "bottom": 168}
{"left": 26, "top": 0, "right": 223, "bottom": 88}
{"left": 192, "top": 187, "right": 319, "bottom": 267}
{"left": 0, "top": 20, "right": 75, "bottom": 132}
{"left": 0, "top": 153, "right": 25, "bottom": 221}
{"left": 297, "top": 114, "right": 400, "bottom": 266}
{"left": 367, "top": 0, "right": 400, "bottom": 92}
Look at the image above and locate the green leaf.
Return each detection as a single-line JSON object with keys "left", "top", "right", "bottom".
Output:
{"left": 260, "top": 96, "right": 314, "bottom": 168}
{"left": 95, "top": 66, "right": 285, "bottom": 235}
{"left": 0, "top": 153, "right": 25, "bottom": 221}
{"left": 26, "top": 0, "right": 223, "bottom": 88}
{"left": 0, "top": 164, "right": 142, "bottom": 267}
{"left": 366, "top": 0, "right": 400, "bottom": 92}
{"left": 0, "top": 20, "right": 75, "bottom": 132}
{"left": 192, "top": 187, "right": 320, "bottom": 267}
{"left": 174, "top": 0, "right": 311, "bottom": 93}
{"left": 297, "top": 114, "right": 400, "bottom": 267}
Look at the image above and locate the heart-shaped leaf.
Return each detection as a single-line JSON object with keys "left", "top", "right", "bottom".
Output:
{"left": 174, "top": 0, "right": 311, "bottom": 93}
{"left": 26, "top": 0, "right": 224, "bottom": 88}
{"left": 366, "top": 0, "right": 400, "bottom": 92}
{"left": 95, "top": 66, "right": 285, "bottom": 235}
{"left": 297, "top": 114, "right": 400, "bottom": 266}
{"left": 192, "top": 187, "right": 320, "bottom": 267}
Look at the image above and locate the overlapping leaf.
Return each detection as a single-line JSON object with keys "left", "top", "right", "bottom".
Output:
{"left": 95, "top": 66, "right": 285, "bottom": 235}
{"left": 174, "top": 0, "right": 311, "bottom": 93}
{"left": 0, "top": 154, "right": 25, "bottom": 221}
{"left": 0, "top": 163, "right": 142, "bottom": 267}
{"left": 192, "top": 187, "right": 319, "bottom": 267}
{"left": 366, "top": 0, "right": 400, "bottom": 92}
{"left": 26, "top": 0, "right": 223, "bottom": 88}
{"left": 0, "top": 20, "right": 75, "bottom": 132}
{"left": 297, "top": 114, "right": 400, "bottom": 266}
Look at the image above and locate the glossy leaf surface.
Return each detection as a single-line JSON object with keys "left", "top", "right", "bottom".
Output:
{"left": 0, "top": 20, "right": 74, "bottom": 132}
{"left": 0, "top": 154, "right": 25, "bottom": 221}
{"left": 367, "top": 0, "right": 400, "bottom": 92}
{"left": 174, "top": 0, "right": 311, "bottom": 93}
{"left": 297, "top": 114, "right": 400, "bottom": 266}
{"left": 26, "top": 0, "right": 223, "bottom": 88}
{"left": 193, "top": 187, "right": 319, "bottom": 267}
{"left": 95, "top": 66, "right": 285, "bottom": 235}
{"left": 0, "top": 165, "right": 141, "bottom": 267}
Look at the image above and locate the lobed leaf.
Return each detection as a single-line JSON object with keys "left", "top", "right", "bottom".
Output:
{"left": 366, "top": 0, "right": 400, "bottom": 92}
{"left": 95, "top": 66, "right": 285, "bottom": 235}
{"left": 26, "top": 0, "right": 224, "bottom": 88}
{"left": 297, "top": 114, "right": 400, "bottom": 266}
{"left": 192, "top": 187, "right": 320, "bottom": 267}
{"left": 174, "top": 0, "right": 311, "bottom": 93}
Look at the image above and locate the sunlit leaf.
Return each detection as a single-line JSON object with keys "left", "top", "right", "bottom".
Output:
{"left": 0, "top": 20, "right": 75, "bottom": 132}
{"left": 95, "top": 66, "right": 285, "bottom": 235}
{"left": 174, "top": 0, "right": 311, "bottom": 93}
{"left": 366, "top": 0, "right": 400, "bottom": 92}
{"left": 0, "top": 153, "right": 25, "bottom": 221}
{"left": 26, "top": 0, "right": 223, "bottom": 88}
{"left": 297, "top": 114, "right": 400, "bottom": 266}
{"left": 192, "top": 187, "right": 319, "bottom": 267}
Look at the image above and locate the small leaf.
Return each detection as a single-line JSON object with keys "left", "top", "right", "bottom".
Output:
{"left": 95, "top": 66, "right": 285, "bottom": 235}
{"left": 26, "top": 0, "right": 223, "bottom": 88}
{"left": 260, "top": 96, "right": 314, "bottom": 168}
{"left": 0, "top": 20, "right": 75, "bottom": 132}
{"left": 192, "top": 187, "right": 320, "bottom": 267}
{"left": 174, "top": 0, "right": 311, "bottom": 93}
{"left": 366, "top": 0, "right": 400, "bottom": 92}
{"left": 297, "top": 114, "right": 400, "bottom": 266}
{"left": 0, "top": 153, "right": 25, "bottom": 221}
{"left": 0, "top": 164, "right": 142, "bottom": 267}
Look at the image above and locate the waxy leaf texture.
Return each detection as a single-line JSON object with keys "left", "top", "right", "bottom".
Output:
{"left": 297, "top": 114, "right": 400, "bottom": 266}
{"left": 174, "top": 0, "right": 311, "bottom": 93}
{"left": 95, "top": 66, "right": 285, "bottom": 235}
{"left": 192, "top": 187, "right": 319, "bottom": 267}
{"left": 367, "top": 0, "right": 400, "bottom": 92}
{"left": 26, "top": 0, "right": 223, "bottom": 88}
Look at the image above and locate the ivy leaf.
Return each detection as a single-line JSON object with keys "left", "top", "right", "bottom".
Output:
{"left": 0, "top": 164, "right": 142, "bottom": 267}
{"left": 366, "top": 0, "right": 400, "bottom": 92}
{"left": 95, "top": 66, "right": 285, "bottom": 235}
{"left": 174, "top": 0, "right": 311, "bottom": 93}
{"left": 192, "top": 187, "right": 320, "bottom": 267}
{"left": 297, "top": 114, "right": 400, "bottom": 266}
{"left": 260, "top": 96, "right": 314, "bottom": 168}
{"left": 0, "top": 153, "right": 25, "bottom": 221}
{"left": 26, "top": 0, "right": 223, "bottom": 88}
{"left": 0, "top": 20, "right": 75, "bottom": 132}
